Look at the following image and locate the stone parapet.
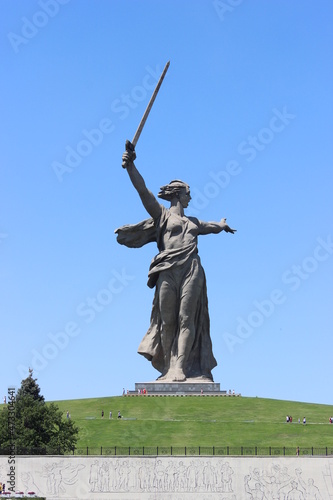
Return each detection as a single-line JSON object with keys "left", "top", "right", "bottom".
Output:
{"left": 134, "top": 381, "right": 226, "bottom": 395}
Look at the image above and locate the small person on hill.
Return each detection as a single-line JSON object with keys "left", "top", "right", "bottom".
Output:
{"left": 118, "top": 411, "right": 122, "bottom": 419}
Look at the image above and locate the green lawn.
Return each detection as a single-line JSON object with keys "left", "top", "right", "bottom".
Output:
{"left": 52, "top": 396, "right": 333, "bottom": 450}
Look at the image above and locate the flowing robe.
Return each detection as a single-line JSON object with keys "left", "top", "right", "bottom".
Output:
{"left": 115, "top": 205, "right": 217, "bottom": 380}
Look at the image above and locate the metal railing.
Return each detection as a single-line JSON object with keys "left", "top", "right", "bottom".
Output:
{"left": 1, "top": 446, "right": 332, "bottom": 456}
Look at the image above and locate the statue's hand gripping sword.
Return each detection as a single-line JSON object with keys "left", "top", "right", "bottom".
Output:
{"left": 122, "top": 61, "right": 170, "bottom": 168}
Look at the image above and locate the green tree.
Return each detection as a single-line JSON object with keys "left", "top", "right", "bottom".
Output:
{"left": 0, "top": 369, "right": 79, "bottom": 454}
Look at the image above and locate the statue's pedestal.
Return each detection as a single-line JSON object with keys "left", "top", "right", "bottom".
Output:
{"left": 134, "top": 380, "right": 226, "bottom": 395}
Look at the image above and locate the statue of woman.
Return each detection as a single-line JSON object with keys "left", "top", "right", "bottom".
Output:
{"left": 116, "top": 141, "right": 236, "bottom": 382}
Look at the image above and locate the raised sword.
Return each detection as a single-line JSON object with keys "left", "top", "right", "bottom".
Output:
{"left": 122, "top": 60, "right": 170, "bottom": 167}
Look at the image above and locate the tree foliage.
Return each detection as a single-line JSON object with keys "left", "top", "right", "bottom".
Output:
{"left": 0, "top": 369, "right": 79, "bottom": 454}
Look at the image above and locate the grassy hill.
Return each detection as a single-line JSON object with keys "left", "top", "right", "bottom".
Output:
{"left": 53, "top": 396, "right": 333, "bottom": 451}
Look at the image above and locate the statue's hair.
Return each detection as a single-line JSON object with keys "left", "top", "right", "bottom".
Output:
{"left": 158, "top": 180, "right": 190, "bottom": 201}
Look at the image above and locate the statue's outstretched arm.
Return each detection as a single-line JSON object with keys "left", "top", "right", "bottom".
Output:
{"left": 198, "top": 218, "right": 237, "bottom": 235}
{"left": 122, "top": 141, "right": 161, "bottom": 220}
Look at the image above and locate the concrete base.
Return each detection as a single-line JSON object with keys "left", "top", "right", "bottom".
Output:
{"left": 134, "top": 380, "right": 226, "bottom": 395}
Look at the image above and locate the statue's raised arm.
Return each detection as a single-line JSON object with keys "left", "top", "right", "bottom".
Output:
{"left": 122, "top": 140, "right": 161, "bottom": 220}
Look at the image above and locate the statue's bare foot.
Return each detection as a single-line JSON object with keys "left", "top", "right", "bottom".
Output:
{"left": 157, "top": 369, "right": 186, "bottom": 382}
{"left": 172, "top": 369, "right": 186, "bottom": 382}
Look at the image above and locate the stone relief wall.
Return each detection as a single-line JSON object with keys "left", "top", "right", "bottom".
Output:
{"left": 0, "top": 455, "right": 332, "bottom": 499}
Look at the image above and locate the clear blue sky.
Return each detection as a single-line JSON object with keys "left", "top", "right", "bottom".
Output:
{"left": 1, "top": 0, "right": 332, "bottom": 406}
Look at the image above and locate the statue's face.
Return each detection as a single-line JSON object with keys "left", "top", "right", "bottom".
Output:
{"left": 178, "top": 188, "right": 191, "bottom": 208}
